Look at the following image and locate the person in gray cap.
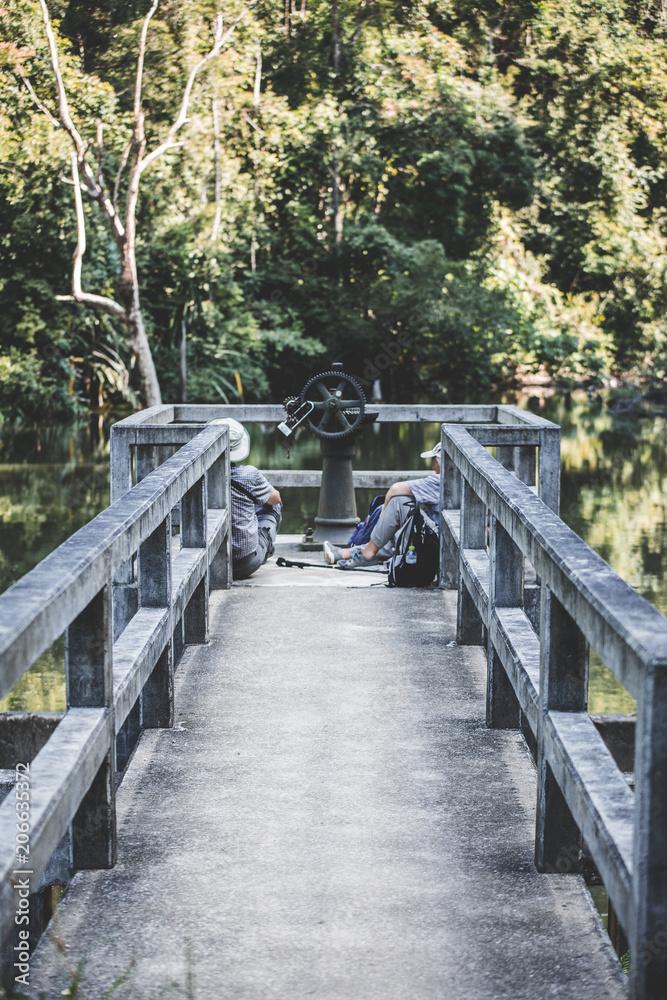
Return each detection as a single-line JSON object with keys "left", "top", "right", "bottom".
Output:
{"left": 324, "top": 442, "right": 441, "bottom": 569}
{"left": 209, "top": 418, "right": 282, "bottom": 579}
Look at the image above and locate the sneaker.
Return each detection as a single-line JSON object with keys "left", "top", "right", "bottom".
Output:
{"left": 323, "top": 540, "right": 344, "bottom": 565}
{"left": 336, "top": 546, "right": 378, "bottom": 570}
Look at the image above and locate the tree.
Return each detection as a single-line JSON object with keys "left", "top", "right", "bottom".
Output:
{"left": 26, "top": 0, "right": 258, "bottom": 406}
{"left": 514, "top": 0, "right": 667, "bottom": 375}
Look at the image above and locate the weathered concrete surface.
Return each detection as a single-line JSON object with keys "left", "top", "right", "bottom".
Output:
{"left": 239, "top": 534, "right": 389, "bottom": 588}
{"left": 29, "top": 574, "right": 626, "bottom": 999}
{"left": 0, "top": 712, "right": 62, "bottom": 768}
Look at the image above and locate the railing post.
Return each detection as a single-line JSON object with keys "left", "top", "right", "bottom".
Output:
{"left": 515, "top": 443, "right": 540, "bottom": 632}
{"left": 487, "top": 517, "right": 522, "bottom": 728}
{"left": 135, "top": 443, "right": 157, "bottom": 483}
{"left": 110, "top": 425, "right": 133, "bottom": 501}
{"left": 538, "top": 427, "right": 561, "bottom": 515}
{"left": 496, "top": 445, "right": 514, "bottom": 471}
{"left": 110, "top": 426, "right": 137, "bottom": 640}
{"left": 139, "top": 515, "right": 174, "bottom": 728}
{"left": 439, "top": 437, "right": 461, "bottom": 590}
{"left": 630, "top": 672, "right": 667, "bottom": 999}
{"left": 514, "top": 445, "right": 536, "bottom": 487}
{"left": 65, "top": 583, "right": 117, "bottom": 870}
{"left": 535, "top": 586, "right": 587, "bottom": 874}
{"left": 182, "top": 476, "right": 209, "bottom": 643}
{"left": 207, "top": 439, "right": 232, "bottom": 591}
{"left": 457, "top": 479, "right": 486, "bottom": 645}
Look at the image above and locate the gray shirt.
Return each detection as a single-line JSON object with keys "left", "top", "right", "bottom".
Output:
{"left": 230, "top": 465, "right": 274, "bottom": 558}
{"left": 407, "top": 474, "right": 440, "bottom": 519}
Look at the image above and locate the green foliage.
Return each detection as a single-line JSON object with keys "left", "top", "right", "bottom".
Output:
{"left": 515, "top": 0, "right": 667, "bottom": 375}
{"left": 0, "top": 347, "right": 82, "bottom": 423}
{"left": 3, "top": 0, "right": 667, "bottom": 420}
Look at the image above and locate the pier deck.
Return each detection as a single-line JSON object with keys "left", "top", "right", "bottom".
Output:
{"left": 28, "top": 540, "right": 626, "bottom": 999}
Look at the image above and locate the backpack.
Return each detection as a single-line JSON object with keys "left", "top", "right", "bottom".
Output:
{"left": 348, "top": 495, "right": 385, "bottom": 546}
{"left": 388, "top": 500, "right": 439, "bottom": 588}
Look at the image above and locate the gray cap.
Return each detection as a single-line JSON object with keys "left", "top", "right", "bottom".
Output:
{"left": 207, "top": 417, "right": 250, "bottom": 462}
{"left": 420, "top": 442, "right": 441, "bottom": 460}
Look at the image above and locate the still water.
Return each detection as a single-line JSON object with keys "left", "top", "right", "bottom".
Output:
{"left": 0, "top": 391, "right": 662, "bottom": 714}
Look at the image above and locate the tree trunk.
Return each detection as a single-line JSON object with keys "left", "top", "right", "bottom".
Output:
{"left": 119, "top": 259, "right": 162, "bottom": 406}
{"left": 180, "top": 314, "right": 187, "bottom": 403}
{"left": 331, "top": 142, "right": 343, "bottom": 245}
{"left": 332, "top": 0, "right": 340, "bottom": 77}
{"left": 212, "top": 99, "right": 222, "bottom": 242}
{"left": 331, "top": 3, "right": 343, "bottom": 254}
{"left": 119, "top": 111, "right": 162, "bottom": 407}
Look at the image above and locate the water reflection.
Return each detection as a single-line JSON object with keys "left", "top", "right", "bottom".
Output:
{"left": 539, "top": 394, "right": 667, "bottom": 618}
{"left": 0, "top": 637, "right": 66, "bottom": 713}
{"left": 1, "top": 396, "right": 663, "bottom": 715}
{"left": 517, "top": 389, "right": 667, "bottom": 715}
{"left": 0, "top": 421, "right": 111, "bottom": 593}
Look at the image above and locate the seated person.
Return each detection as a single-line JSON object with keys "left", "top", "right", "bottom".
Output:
{"left": 324, "top": 442, "right": 441, "bottom": 569}
{"left": 208, "top": 417, "right": 282, "bottom": 580}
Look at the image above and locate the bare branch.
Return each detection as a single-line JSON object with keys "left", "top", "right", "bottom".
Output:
{"left": 134, "top": 0, "right": 159, "bottom": 123}
{"left": 140, "top": 0, "right": 259, "bottom": 175}
{"left": 212, "top": 99, "right": 222, "bottom": 242}
{"left": 113, "top": 140, "right": 132, "bottom": 213}
{"left": 38, "top": 0, "right": 125, "bottom": 242}
{"left": 350, "top": 0, "right": 374, "bottom": 48}
{"left": 254, "top": 36, "right": 262, "bottom": 107}
{"left": 61, "top": 151, "right": 126, "bottom": 321}
{"left": 38, "top": 0, "right": 86, "bottom": 157}
{"left": 96, "top": 119, "right": 103, "bottom": 187}
{"left": 76, "top": 32, "right": 85, "bottom": 70}
{"left": 17, "top": 66, "right": 60, "bottom": 129}
{"left": 55, "top": 291, "right": 127, "bottom": 319}
{"left": 242, "top": 109, "right": 265, "bottom": 135}
{"left": 0, "top": 164, "right": 26, "bottom": 177}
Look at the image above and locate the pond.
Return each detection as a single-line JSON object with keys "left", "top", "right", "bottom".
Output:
{"left": 0, "top": 390, "right": 663, "bottom": 716}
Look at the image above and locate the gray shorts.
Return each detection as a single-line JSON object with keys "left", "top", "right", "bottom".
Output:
{"left": 370, "top": 496, "right": 415, "bottom": 557}
{"left": 233, "top": 503, "right": 282, "bottom": 580}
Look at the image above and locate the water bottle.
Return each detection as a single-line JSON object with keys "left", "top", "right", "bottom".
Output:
{"left": 406, "top": 545, "right": 417, "bottom": 565}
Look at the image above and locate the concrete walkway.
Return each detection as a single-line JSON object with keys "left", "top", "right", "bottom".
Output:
{"left": 29, "top": 540, "right": 627, "bottom": 999}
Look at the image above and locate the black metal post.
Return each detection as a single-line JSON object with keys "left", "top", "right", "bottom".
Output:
{"left": 311, "top": 436, "right": 359, "bottom": 546}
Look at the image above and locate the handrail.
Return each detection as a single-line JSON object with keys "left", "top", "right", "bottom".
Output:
{"left": 109, "top": 403, "right": 561, "bottom": 511}
{"left": 109, "top": 403, "right": 502, "bottom": 425}
{"left": 439, "top": 421, "right": 666, "bottom": 1000}
{"left": 0, "top": 425, "right": 228, "bottom": 696}
{"left": 0, "top": 424, "right": 232, "bottom": 955}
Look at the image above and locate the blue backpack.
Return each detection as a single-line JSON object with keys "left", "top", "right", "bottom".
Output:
{"left": 348, "top": 495, "right": 385, "bottom": 546}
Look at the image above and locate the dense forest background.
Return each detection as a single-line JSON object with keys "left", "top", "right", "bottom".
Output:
{"left": 2, "top": 0, "right": 667, "bottom": 422}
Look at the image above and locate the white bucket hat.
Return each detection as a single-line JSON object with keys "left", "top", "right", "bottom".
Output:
{"left": 207, "top": 417, "right": 250, "bottom": 462}
{"left": 420, "top": 442, "right": 441, "bottom": 460}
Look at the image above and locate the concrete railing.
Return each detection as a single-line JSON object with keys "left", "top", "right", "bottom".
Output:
{"left": 440, "top": 422, "right": 667, "bottom": 1000}
{"left": 109, "top": 402, "right": 561, "bottom": 507}
{"left": 0, "top": 424, "right": 232, "bottom": 969}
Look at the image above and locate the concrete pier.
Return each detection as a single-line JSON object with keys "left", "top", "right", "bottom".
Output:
{"left": 28, "top": 541, "right": 627, "bottom": 999}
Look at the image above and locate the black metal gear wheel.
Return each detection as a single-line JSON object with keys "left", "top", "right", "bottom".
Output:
{"left": 299, "top": 370, "right": 366, "bottom": 438}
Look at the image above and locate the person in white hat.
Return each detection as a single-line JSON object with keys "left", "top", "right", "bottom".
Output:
{"left": 324, "top": 442, "right": 441, "bottom": 569}
{"left": 208, "top": 418, "right": 282, "bottom": 579}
